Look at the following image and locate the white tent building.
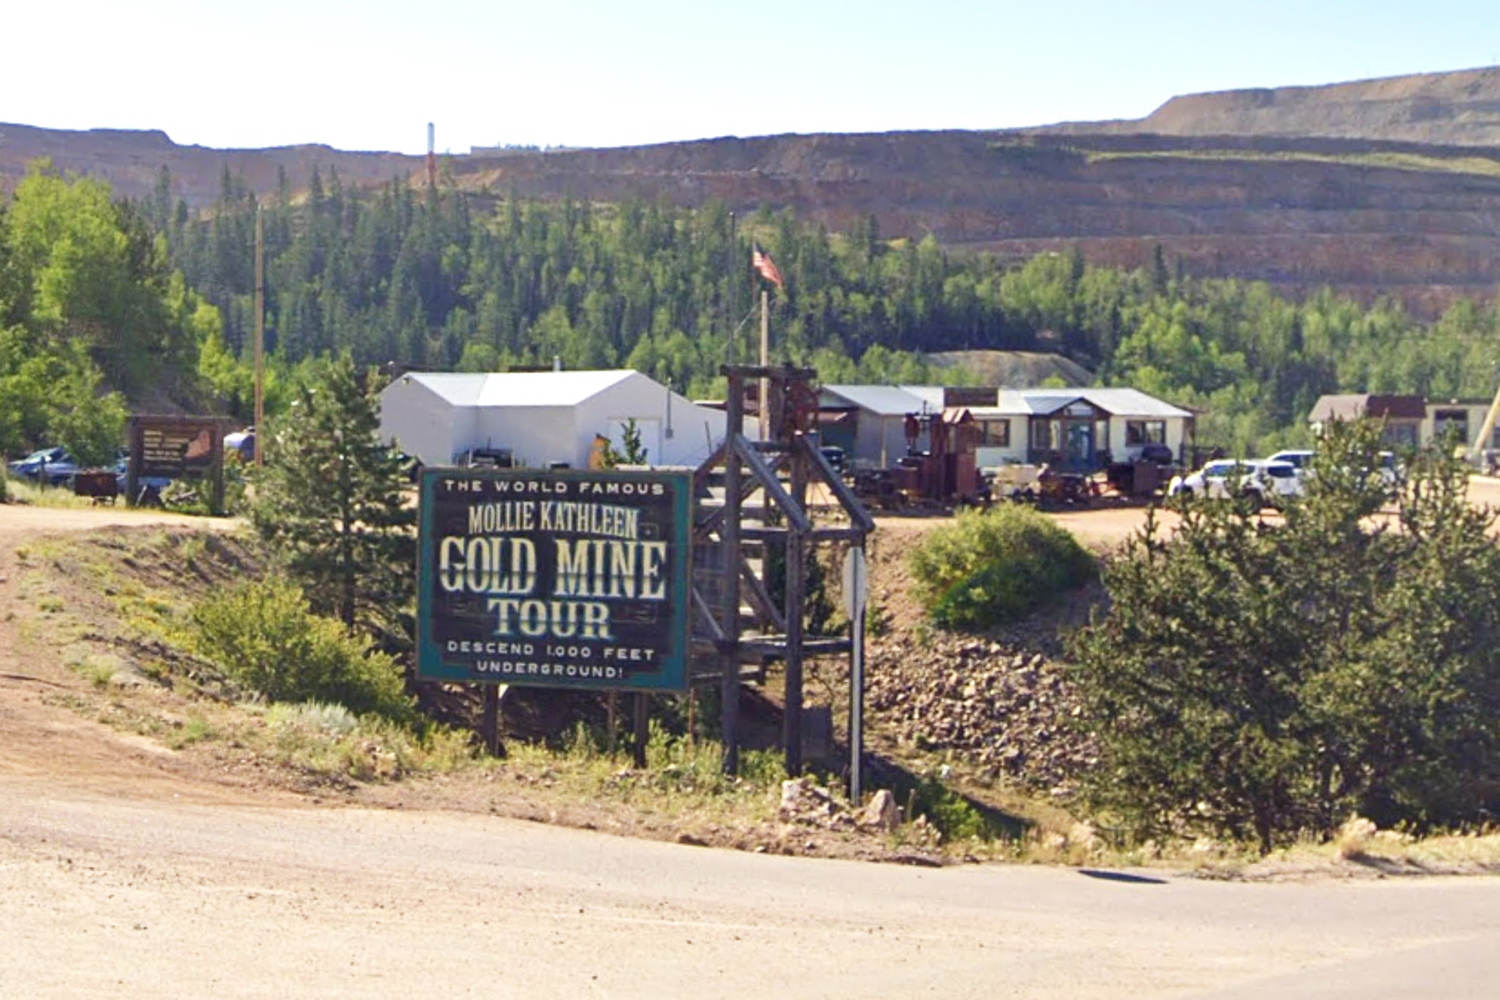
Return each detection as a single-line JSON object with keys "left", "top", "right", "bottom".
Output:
{"left": 378, "top": 369, "right": 726, "bottom": 469}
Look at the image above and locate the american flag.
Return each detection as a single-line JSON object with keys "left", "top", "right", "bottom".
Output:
{"left": 751, "top": 242, "right": 784, "bottom": 288}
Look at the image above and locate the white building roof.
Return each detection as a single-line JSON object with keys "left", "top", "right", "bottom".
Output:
{"left": 978, "top": 387, "right": 1191, "bottom": 419}
{"left": 897, "top": 385, "right": 946, "bottom": 412}
{"left": 822, "top": 385, "right": 933, "bottom": 417}
{"left": 397, "top": 369, "right": 636, "bottom": 408}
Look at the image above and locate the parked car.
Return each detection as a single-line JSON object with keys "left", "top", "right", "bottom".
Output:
{"left": 1266, "top": 449, "right": 1315, "bottom": 475}
{"left": 819, "top": 445, "right": 848, "bottom": 477}
{"left": 224, "top": 427, "right": 256, "bottom": 461}
{"left": 8, "top": 446, "right": 80, "bottom": 486}
{"left": 1168, "top": 459, "right": 1302, "bottom": 508}
{"left": 1257, "top": 460, "right": 1304, "bottom": 505}
{"left": 1272, "top": 449, "right": 1402, "bottom": 494}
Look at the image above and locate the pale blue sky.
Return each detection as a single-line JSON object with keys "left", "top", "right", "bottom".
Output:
{"left": 6, "top": 1, "right": 1497, "bottom": 153}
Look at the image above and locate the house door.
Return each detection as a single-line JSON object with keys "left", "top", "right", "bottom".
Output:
{"left": 1064, "top": 419, "right": 1094, "bottom": 471}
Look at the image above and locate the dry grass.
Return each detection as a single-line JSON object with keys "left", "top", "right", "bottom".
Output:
{"left": 3, "top": 478, "right": 98, "bottom": 509}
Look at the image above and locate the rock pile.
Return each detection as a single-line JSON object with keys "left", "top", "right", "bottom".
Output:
{"left": 777, "top": 779, "right": 905, "bottom": 835}
{"left": 865, "top": 633, "right": 1097, "bottom": 789}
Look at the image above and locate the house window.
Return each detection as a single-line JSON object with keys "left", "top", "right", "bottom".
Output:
{"left": 979, "top": 419, "right": 1010, "bottom": 447}
{"left": 1384, "top": 422, "right": 1419, "bottom": 448}
{"left": 1126, "top": 420, "right": 1166, "bottom": 445}
{"left": 1433, "top": 409, "right": 1469, "bottom": 445}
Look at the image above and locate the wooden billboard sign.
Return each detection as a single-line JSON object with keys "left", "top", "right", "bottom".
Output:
{"left": 126, "top": 415, "right": 226, "bottom": 513}
{"left": 416, "top": 467, "right": 692, "bottom": 692}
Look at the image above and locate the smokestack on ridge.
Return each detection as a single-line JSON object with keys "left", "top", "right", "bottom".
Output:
{"left": 426, "top": 122, "right": 436, "bottom": 187}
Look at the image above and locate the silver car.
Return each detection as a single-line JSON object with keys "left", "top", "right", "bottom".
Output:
{"left": 1168, "top": 459, "right": 1302, "bottom": 508}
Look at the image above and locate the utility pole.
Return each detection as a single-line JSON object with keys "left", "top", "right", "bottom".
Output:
{"left": 254, "top": 203, "right": 265, "bottom": 466}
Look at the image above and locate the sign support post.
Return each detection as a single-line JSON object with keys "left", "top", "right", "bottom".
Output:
{"left": 632, "top": 693, "right": 649, "bottom": 768}
{"left": 844, "top": 546, "right": 868, "bottom": 805}
{"left": 481, "top": 685, "right": 505, "bottom": 757}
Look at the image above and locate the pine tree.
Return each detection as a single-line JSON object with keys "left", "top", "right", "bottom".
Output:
{"left": 249, "top": 352, "right": 413, "bottom": 636}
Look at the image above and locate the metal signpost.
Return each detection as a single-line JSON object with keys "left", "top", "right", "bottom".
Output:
{"left": 842, "top": 546, "right": 868, "bottom": 805}
{"left": 416, "top": 467, "right": 693, "bottom": 693}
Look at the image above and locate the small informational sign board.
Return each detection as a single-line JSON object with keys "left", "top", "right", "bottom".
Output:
{"left": 126, "top": 415, "right": 226, "bottom": 513}
{"left": 416, "top": 467, "right": 692, "bottom": 691}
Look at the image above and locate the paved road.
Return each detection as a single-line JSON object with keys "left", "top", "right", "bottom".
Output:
{"left": 3, "top": 777, "right": 1498, "bottom": 999}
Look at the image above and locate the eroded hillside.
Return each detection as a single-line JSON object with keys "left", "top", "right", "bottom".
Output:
{"left": 10, "top": 64, "right": 1500, "bottom": 315}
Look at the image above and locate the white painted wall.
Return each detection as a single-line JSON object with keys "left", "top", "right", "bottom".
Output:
{"left": 378, "top": 379, "right": 474, "bottom": 466}
{"left": 1421, "top": 402, "right": 1493, "bottom": 450}
{"left": 583, "top": 373, "right": 725, "bottom": 468}
{"left": 473, "top": 404, "right": 576, "bottom": 467}
{"left": 381, "top": 371, "right": 727, "bottom": 470}
{"left": 975, "top": 443, "right": 1028, "bottom": 467}
{"left": 1107, "top": 415, "right": 1191, "bottom": 461}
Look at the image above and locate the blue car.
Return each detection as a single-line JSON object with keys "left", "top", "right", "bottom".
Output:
{"left": 8, "top": 447, "right": 80, "bottom": 486}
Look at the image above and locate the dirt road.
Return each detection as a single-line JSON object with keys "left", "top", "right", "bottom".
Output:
{"left": 0, "top": 502, "right": 240, "bottom": 541}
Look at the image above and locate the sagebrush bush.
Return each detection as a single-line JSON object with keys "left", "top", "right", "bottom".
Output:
{"left": 191, "top": 576, "right": 413, "bottom": 720}
{"left": 908, "top": 505, "right": 1096, "bottom": 629}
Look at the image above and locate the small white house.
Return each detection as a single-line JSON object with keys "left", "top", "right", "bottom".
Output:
{"left": 968, "top": 387, "right": 1194, "bottom": 470}
{"left": 379, "top": 369, "right": 727, "bottom": 469}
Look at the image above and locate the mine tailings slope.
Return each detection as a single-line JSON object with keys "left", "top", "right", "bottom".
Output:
{"left": 449, "top": 129, "right": 1500, "bottom": 315}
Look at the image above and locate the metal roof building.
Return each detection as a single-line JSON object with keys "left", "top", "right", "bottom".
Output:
{"left": 971, "top": 386, "right": 1194, "bottom": 469}
{"left": 379, "top": 369, "right": 726, "bottom": 470}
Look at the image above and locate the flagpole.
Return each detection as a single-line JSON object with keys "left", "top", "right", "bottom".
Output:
{"left": 759, "top": 287, "right": 770, "bottom": 441}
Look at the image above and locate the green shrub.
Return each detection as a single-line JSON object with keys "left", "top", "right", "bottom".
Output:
{"left": 190, "top": 576, "right": 413, "bottom": 721}
{"left": 1069, "top": 421, "right": 1500, "bottom": 852}
{"left": 908, "top": 505, "right": 1095, "bottom": 629}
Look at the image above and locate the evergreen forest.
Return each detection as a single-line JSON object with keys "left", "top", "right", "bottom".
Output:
{"left": 8, "top": 157, "right": 1500, "bottom": 459}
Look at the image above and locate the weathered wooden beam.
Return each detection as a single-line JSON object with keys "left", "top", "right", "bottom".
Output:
{"left": 694, "top": 455, "right": 785, "bottom": 537}
{"left": 739, "top": 637, "right": 853, "bottom": 657}
{"left": 797, "top": 435, "right": 876, "bottom": 533}
{"left": 731, "top": 434, "right": 811, "bottom": 532}
{"left": 691, "top": 585, "right": 727, "bottom": 642}
{"left": 720, "top": 377, "right": 744, "bottom": 775}
{"left": 739, "top": 526, "right": 870, "bottom": 543}
{"left": 692, "top": 441, "right": 728, "bottom": 490}
{"left": 739, "top": 557, "right": 787, "bottom": 632}
{"left": 783, "top": 440, "right": 807, "bottom": 776}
